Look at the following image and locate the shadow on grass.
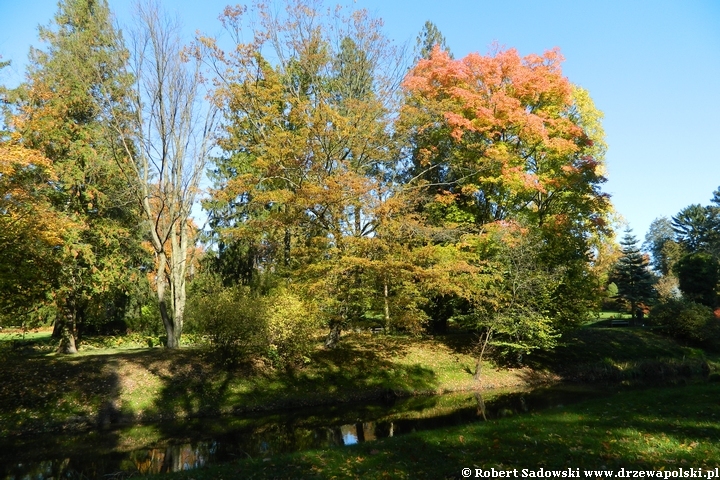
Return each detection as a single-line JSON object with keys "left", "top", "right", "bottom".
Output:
{"left": 108, "top": 335, "right": 439, "bottom": 426}
{"left": 522, "top": 327, "right": 711, "bottom": 384}
{"left": 195, "top": 383, "right": 720, "bottom": 479}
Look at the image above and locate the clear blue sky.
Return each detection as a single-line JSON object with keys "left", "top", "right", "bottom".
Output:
{"left": 2, "top": 0, "right": 719, "bottom": 242}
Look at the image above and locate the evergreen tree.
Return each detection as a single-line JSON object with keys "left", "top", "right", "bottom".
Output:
{"left": 671, "top": 204, "right": 713, "bottom": 253}
{"left": 13, "top": 0, "right": 143, "bottom": 352}
{"left": 415, "top": 21, "right": 452, "bottom": 61}
{"left": 611, "top": 229, "right": 655, "bottom": 323}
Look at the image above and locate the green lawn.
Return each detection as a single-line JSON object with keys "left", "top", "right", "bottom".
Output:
{"left": 0, "top": 325, "right": 716, "bottom": 441}
{"left": 148, "top": 381, "right": 720, "bottom": 479}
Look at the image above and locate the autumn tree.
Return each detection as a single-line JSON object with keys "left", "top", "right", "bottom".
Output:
{"left": 13, "top": 0, "right": 143, "bottom": 352}
{"left": 399, "top": 45, "right": 612, "bottom": 329}
{"left": 202, "top": 0, "right": 406, "bottom": 346}
{"left": 0, "top": 142, "right": 73, "bottom": 319}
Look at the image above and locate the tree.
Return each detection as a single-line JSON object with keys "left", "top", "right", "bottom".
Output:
{"left": 414, "top": 21, "right": 452, "bottom": 61}
{"left": 644, "top": 216, "right": 682, "bottom": 275}
{"left": 105, "top": 1, "right": 216, "bottom": 348}
{"left": 462, "top": 226, "right": 559, "bottom": 381}
{"left": 401, "top": 46, "right": 610, "bottom": 231}
{"left": 201, "top": 0, "right": 404, "bottom": 346}
{"left": 674, "top": 252, "right": 719, "bottom": 308}
{"left": 671, "top": 204, "right": 713, "bottom": 253}
{"left": 610, "top": 229, "right": 655, "bottom": 323}
{"left": 399, "top": 45, "right": 612, "bottom": 330}
{"left": 0, "top": 142, "right": 74, "bottom": 318}
{"left": 13, "top": 0, "right": 143, "bottom": 352}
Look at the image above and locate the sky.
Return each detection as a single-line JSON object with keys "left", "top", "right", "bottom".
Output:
{"left": 1, "top": 0, "right": 719, "bottom": 242}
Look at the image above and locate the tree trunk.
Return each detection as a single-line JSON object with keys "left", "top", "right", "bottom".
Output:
{"left": 474, "top": 392, "right": 487, "bottom": 420}
{"left": 474, "top": 329, "right": 492, "bottom": 382}
{"left": 155, "top": 253, "right": 178, "bottom": 348}
{"left": 324, "top": 322, "right": 342, "bottom": 349}
{"left": 383, "top": 277, "right": 390, "bottom": 329}
{"left": 57, "top": 299, "right": 78, "bottom": 354}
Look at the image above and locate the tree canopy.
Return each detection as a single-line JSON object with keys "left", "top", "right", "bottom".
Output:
{"left": 1, "top": 0, "right": 617, "bottom": 360}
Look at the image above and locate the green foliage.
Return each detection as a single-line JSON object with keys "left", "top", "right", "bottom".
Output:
{"left": 674, "top": 252, "right": 719, "bottom": 308}
{"left": 10, "top": 0, "right": 142, "bottom": 351}
{"left": 672, "top": 203, "right": 715, "bottom": 253}
{"left": 186, "top": 277, "right": 267, "bottom": 366}
{"left": 651, "top": 298, "right": 719, "bottom": 348}
{"left": 643, "top": 216, "right": 679, "bottom": 275}
{"left": 610, "top": 229, "right": 655, "bottom": 319}
{"left": 459, "top": 228, "right": 559, "bottom": 369}
{"left": 415, "top": 20, "right": 452, "bottom": 61}
{"left": 265, "top": 289, "right": 321, "bottom": 366}
{"left": 187, "top": 275, "right": 319, "bottom": 367}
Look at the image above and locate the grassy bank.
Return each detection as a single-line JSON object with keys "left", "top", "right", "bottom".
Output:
{"left": 0, "top": 325, "right": 716, "bottom": 437}
{"left": 149, "top": 381, "right": 720, "bottom": 479}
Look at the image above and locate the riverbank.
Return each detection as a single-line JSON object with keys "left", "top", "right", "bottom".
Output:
{"left": 0, "top": 324, "right": 715, "bottom": 438}
{"left": 148, "top": 381, "right": 720, "bottom": 479}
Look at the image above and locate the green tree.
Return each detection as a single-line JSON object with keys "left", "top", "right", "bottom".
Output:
{"left": 414, "top": 21, "right": 452, "bottom": 61}
{"left": 674, "top": 252, "right": 719, "bottom": 308}
{"left": 13, "top": 0, "right": 143, "bottom": 352}
{"left": 644, "top": 217, "right": 678, "bottom": 275}
{"left": 610, "top": 229, "right": 655, "bottom": 323}
{"left": 672, "top": 204, "right": 713, "bottom": 253}
{"left": 462, "top": 226, "right": 559, "bottom": 381}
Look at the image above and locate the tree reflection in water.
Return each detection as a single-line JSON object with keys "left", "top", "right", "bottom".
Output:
{"left": 0, "top": 386, "right": 601, "bottom": 479}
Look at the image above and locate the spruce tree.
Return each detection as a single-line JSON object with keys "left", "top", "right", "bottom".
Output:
{"left": 611, "top": 229, "right": 655, "bottom": 324}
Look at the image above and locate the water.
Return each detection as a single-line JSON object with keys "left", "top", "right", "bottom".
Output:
{"left": 0, "top": 385, "right": 602, "bottom": 479}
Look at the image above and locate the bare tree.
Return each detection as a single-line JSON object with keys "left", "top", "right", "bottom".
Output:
{"left": 109, "top": 1, "right": 216, "bottom": 348}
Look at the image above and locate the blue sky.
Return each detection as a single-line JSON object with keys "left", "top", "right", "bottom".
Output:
{"left": 2, "top": 0, "right": 719, "bottom": 242}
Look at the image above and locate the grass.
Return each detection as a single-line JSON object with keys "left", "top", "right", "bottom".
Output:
{"left": 142, "top": 381, "right": 720, "bottom": 479}
{"left": 0, "top": 325, "right": 716, "bottom": 440}
{"left": 595, "top": 311, "right": 633, "bottom": 320}
{"left": 0, "top": 332, "right": 532, "bottom": 436}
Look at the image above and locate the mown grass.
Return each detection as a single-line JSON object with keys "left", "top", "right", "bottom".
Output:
{"left": 147, "top": 382, "right": 720, "bottom": 479}
{"left": 0, "top": 325, "right": 716, "bottom": 439}
{"left": 0, "top": 332, "right": 513, "bottom": 436}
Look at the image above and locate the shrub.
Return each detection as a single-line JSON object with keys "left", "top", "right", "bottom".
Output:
{"left": 265, "top": 289, "right": 320, "bottom": 367}
{"left": 651, "top": 298, "right": 720, "bottom": 348}
{"left": 187, "top": 275, "right": 320, "bottom": 367}
{"left": 186, "top": 277, "right": 267, "bottom": 365}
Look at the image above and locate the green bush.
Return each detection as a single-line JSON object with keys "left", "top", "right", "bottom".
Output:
{"left": 186, "top": 275, "right": 319, "bottom": 367}
{"left": 651, "top": 298, "right": 720, "bottom": 348}
{"left": 186, "top": 277, "right": 267, "bottom": 365}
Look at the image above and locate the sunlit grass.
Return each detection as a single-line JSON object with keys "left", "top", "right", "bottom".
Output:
{"left": 0, "top": 327, "right": 716, "bottom": 438}
{"left": 150, "top": 383, "right": 720, "bottom": 479}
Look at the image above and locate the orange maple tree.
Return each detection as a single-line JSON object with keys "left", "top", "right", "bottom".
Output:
{"left": 401, "top": 45, "right": 610, "bottom": 232}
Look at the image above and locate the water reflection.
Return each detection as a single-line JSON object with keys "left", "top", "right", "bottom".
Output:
{"left": 0, "top": 385, "right": 601, "bottom": 479}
